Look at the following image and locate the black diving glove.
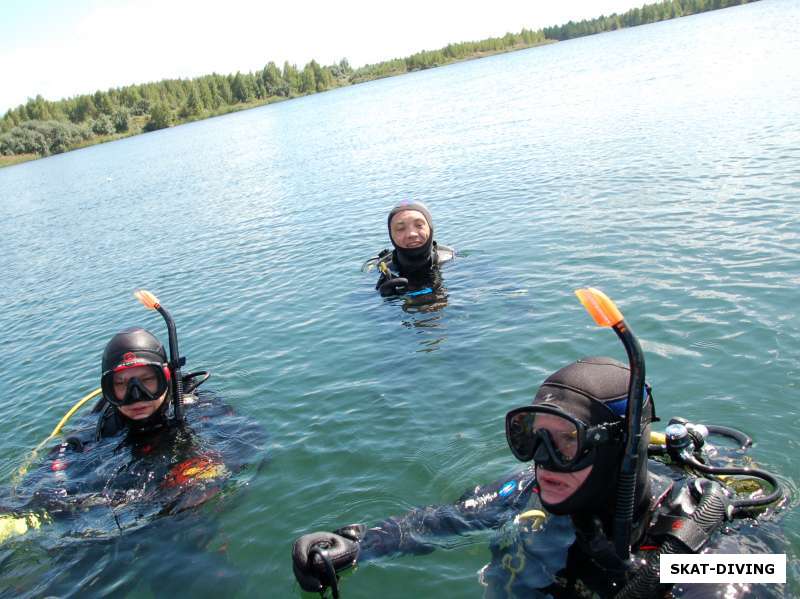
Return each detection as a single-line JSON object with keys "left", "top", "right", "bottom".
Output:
{"left": 378, "top": 277, "right": 409, "bottom": 296}
{"left": 292, "top": 525, "right": 365, "bottom": 594}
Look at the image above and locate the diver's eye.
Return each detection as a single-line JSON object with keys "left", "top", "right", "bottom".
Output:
{"left": 140, "top": 374, "right": 158, "bottom": 391}
{"left": 509, "top": 414, "right": 527, "bottom": 435}
{"left": 551, "top": 431, "right": 578, "bottom": 459}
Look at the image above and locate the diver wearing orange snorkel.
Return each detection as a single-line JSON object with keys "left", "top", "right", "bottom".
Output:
{"left": 2, "top": 292, "right": 266, "bottom": 550}
{"left": 291, "top": 289, "right": 787, "bottom": 599}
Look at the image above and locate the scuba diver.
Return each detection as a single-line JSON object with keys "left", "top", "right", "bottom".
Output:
{"left": 1, "top": 291, "right": 267, "bottom": 596}
{"left": 362, "top": 200, "right": 455, "bottom": 297}
{"left": 291, "top": 289, "right": 787, "bottom": 598}
{"left": 95, "top": 326, "right": 185, "bottom": 438}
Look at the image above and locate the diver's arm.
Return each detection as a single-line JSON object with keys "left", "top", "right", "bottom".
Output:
{"left": 292, "top": 468, "right": 536, "bottom": 592}
{"left": 376, "top": 273, "right": 409, "bottom": 296}
{"left": 10, "top": 433, "right": 105, "bottom": 516}
{"left": 358, "top": 467, "right": 538, "bottom": 559}
{"left": 374, "top": 253, "right": 409, "bottom": 296}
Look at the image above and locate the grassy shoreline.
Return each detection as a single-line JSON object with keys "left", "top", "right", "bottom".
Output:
{"left": 0, "top": 153, "right": 38, "bottom": 168}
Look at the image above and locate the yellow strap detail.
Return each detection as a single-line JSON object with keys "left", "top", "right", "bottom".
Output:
{"left": 517, "top": 509, "right": 546, "bottom": 522}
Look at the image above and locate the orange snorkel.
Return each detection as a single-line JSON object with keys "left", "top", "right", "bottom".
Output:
{"left": 134, "top": 289, "right": 186, "bottom": 423}
{"left": 575, "top": 287, "right": 646, "bottom": 562}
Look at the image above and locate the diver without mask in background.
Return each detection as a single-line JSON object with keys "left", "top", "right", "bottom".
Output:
{"left": 368, "top": 200, "right": 455, "bottom": 297}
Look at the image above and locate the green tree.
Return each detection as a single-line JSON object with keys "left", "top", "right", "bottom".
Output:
{"left": 70, "top": 95, "right": 97, "bottom": 123}
{"left": 300, "top": 63, "right": 316, "bottom": 94}
{"left": 112, "top": 108, "right": 130, "bottom": 132}
{"left": 261, "top": 62, "right": 283, "bottom": 96}
{"left": 197, "top": 78, "right": 214, "bottom": 109}
{"left": 144, "top": 103, "right": 173, "bottom": 131}
{"left": 181, "top": 82, "right": 205, "bottom": 117}
{"left": 94, "top": 90, "right": 115, "bottom": 115}
{"left": 283, "top": 62, "right": 300, "bottom": 95}
{"left": 310, "top": 61, "right": 333, "bottom": 91}
{"left": 91, "top": 114, "right": 116, "bottom": 135}
{"left": 216, "top": 77, "right": 234, "bottom": 104}
{"left": 231, "top": 72, "right": 251, "bottom": 103}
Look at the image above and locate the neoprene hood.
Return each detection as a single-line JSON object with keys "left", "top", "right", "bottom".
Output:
{"left": 532, "top": 357, "right": 652, "bottom": 520}
{"left": 386, "top": 200, "right": 435, "bottom": 275}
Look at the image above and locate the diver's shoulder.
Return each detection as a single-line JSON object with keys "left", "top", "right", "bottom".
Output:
{"left": 433, "top": 242, "right": 455, "bottom": 264}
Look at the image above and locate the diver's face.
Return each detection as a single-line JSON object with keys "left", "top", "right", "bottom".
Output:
{"left": 390, "top": 210, "right": 430, "bottom": 249}
{"left": 533, "top": 413, "right": 592, "bottom": 504}
{"left": 536, "top": 465, "right": 593, "bottom": 505}
{"left": 113, "top": 366, "right": 167, "bottom": 420}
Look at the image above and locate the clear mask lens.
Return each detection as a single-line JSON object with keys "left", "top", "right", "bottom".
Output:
{"left": 102, "top": 363, "right": 168, "bottom": 407}
{"left": 507, "top": 407, "right": 586, "bottom": 469}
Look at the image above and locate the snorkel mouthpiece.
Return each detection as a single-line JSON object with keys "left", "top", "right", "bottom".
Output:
{"left": 134, "top": 289, "right": 186, "bottom": 422}
{"left": 575, "top": 288, "right": 645, "bottom": 562}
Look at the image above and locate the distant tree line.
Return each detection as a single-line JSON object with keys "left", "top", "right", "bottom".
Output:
{"left": 1, "top": 0, "right": 759, "bottom": 159}
{"left": 351, "top": 28, "right": 547, "bottom": 82}
{"left": 543, "top": 0, "right": 754, "bottom": 40}
{"left": 0, "top": 62, "right": 354, "bottom": 157}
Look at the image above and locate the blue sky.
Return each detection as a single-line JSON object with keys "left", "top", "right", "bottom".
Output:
{"left": 1, "top": 0, "right": 648, "bottom": 113}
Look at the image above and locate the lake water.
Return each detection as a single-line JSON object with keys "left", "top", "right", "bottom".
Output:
{"left": 1, "top": 1, "right": 799, "bottom": 596}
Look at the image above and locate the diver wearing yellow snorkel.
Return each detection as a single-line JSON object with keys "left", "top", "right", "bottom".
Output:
{"left": 291, "top": 289, "right": 787, "bottom": 598}
{"left": 1, "top": 291, "right": 266, "bottom": 567}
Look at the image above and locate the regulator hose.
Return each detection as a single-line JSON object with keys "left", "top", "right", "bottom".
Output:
{"left": 679, "top": 453, "right": 783, "bottom": 513}
{"left": 706, "top": 425, "right": 752, "bottom": 450}
{"left": 308, "top": 546, "right": 339, "bottom": 599}
{"left": 292, "top": 531, "right": 360, "bottom": 597}
{"left": 613, "top": 481, "right": 729, "bottom": 599}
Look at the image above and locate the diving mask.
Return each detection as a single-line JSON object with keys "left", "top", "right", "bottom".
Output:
{"left": 505, "top": 405, "right": 623, "bottom": 472}
{"left": 101, "top": 361, "right": 170, "bottom": 407}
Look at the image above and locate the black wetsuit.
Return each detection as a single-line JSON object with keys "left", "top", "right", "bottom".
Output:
{"left": 352, "top": 460, "right": 785, "bottom": 598}
{"left": 7, "top": 386, "right": 267, "bottom": 537}
{"left": 1, "top": 387, "right": 267, "bottom": 598}
{"left": 373, "top": 242, "right": 455, "bottom": 296}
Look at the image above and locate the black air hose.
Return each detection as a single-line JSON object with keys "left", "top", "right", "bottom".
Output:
{"left": 680, "top": 453, "right": 783, "bottom": 513}
{"left": 706, "top": 425, "right": 752, "bottom": 450}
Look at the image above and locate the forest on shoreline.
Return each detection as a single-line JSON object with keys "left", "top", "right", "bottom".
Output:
{"left": 1, "top": 0, "right": 757, "bottom": 167}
